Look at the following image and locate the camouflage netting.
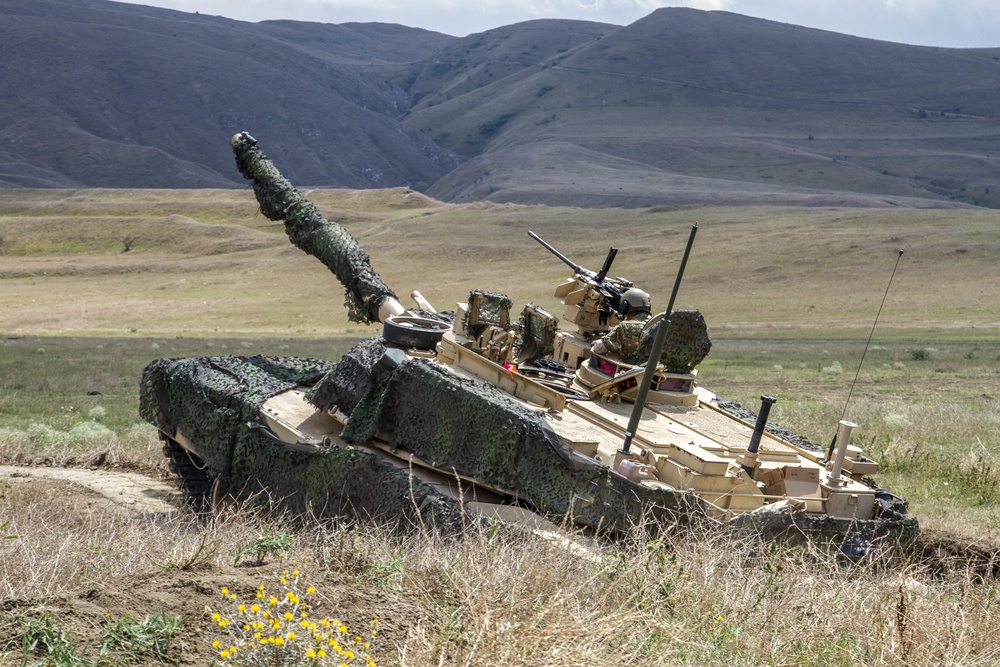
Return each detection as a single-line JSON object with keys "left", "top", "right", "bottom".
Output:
{"left": 520, "top": 305, "right": 559, "bottom": 361}
{"left": 637, "top": 309, "right": 712, "bottom": 372}
{"left": 140, "top": 354, "right": 465, "bottom": 532}
{"left": 713, "top": 399, "right": 825, "bottom": 454}
{"left": 231, "top": 132, "right": 397, "bottom": 324}
{"left": 141, "top": 343, "right": 915, "bottom": 542}
{"left": 463, "top": 290, "right": 513, "bottom": 338}
{"left": 306, "top": 338, "right": 389, "bottom": 415}
{"left": 730, "top": 506, "right": 919, "bottom": 552}
{"left": 308, "top": 339, "right": 705, "bottom": 533}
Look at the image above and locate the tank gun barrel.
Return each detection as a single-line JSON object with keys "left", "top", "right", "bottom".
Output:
{"left": 230, "top": 132, "right": 403, "bottom": 324}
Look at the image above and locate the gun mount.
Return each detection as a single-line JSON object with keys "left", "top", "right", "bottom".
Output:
{"left": 139, "top": 133, "right": 917, "bottom": 553}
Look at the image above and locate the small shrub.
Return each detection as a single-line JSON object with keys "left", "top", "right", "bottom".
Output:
{"left": 17, "top": 613, "right": 79, "bottom": 665}
{"left": 152, "top": 532, "right": 222, "bottom": 571}
{"left": 100, "top": 611, "right": 184, "bottom": 662}
{"left": 233, "top": 530, "right": 292, "bottom": 566}
{"left": 821, "top": 361, "right": 843, "bottom": 374}
{"left": 910, "top": 348, "right": 931, "bottom": 361}
{"left": 882, "top": 413, "right": 911, "bottom": 430}
{"left": 67, "top": 421, "right": 115, "bottom": 447}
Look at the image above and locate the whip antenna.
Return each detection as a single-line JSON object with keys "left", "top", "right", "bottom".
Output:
{"left": 825, "top": 248, "right": 904, "bottom": 461}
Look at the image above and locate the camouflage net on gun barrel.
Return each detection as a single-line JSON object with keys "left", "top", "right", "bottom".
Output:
{"left": 230, "top": 132, "right": 397, "bottom": 324}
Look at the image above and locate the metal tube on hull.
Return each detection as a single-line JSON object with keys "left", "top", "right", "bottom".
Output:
{"left": 740, "top": 395, "right": 777, "bottom": 476}
{"left": 829, "top": 420, "right": 857, "bottom": 481}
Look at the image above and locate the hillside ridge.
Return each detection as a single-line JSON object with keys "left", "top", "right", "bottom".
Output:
{"left": 2, "top": 1, "right": 999, "bottom": 208}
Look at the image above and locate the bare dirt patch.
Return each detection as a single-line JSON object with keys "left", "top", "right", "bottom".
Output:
{"left": 0, "top": 465, "right": 179, "bottom": 517}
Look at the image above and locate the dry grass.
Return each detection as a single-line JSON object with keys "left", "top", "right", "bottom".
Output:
{"left": 2, "top": 480, "right": 1000, "bottom": 666}
{"left": 2, "top": 189, "right": 1000, "bottom": 665}
{"left": 2, "top": 189, "right": 999, "bottom": 338}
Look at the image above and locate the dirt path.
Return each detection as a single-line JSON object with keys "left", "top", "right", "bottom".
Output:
{"left": 0, "top": 464, "right": 180, "bottom": 515}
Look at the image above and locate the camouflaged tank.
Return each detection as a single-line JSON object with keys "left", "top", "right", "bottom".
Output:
{"left": 139, "top": 133, "right": 917, "bottom": 549}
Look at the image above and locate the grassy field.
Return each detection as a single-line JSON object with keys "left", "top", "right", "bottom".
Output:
{"left": 2, "top": 187, "right": 999, "bottom": 532}
{"left": 1, "top": 188, "right": 999, "bottom": 665}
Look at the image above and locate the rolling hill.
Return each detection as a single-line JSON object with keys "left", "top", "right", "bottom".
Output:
{"left": 407, "top": 9, "right": 1000, "bottom": 207}
{"left": 0, "top": 0, "right": 460, "bottom": 189}
{"left": 2, "top": 1, "right": 1000, "bottom": 208}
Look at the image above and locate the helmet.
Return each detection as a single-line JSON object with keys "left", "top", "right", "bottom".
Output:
{"left": 620, "top": 288, "right": 651, "bottom": 317}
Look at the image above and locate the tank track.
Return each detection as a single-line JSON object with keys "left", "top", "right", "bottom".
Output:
{"left": 161, "top": 434, "right": 216, "bottom": 513}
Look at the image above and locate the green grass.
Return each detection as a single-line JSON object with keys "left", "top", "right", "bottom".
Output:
{"left": 0, "top": 336, "right": 357, "bottom": 463}
{"left": 8, "top": 610, "right": 183, "bottom": 666}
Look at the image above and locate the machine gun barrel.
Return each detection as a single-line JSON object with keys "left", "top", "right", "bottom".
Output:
{"left": 527, "top": 230, "right": 592, "bottom": 278}
{"left": 529, "top": 230, "right": 628, "bottom": 314}
{"left": 230, "top": 132, "right": 403, "bottom": 324}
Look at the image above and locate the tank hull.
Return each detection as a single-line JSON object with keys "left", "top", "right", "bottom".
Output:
{"left": 140, "top": 342, "right": 917, "bottom": 549}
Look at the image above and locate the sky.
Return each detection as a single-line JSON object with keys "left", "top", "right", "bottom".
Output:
{"left": 119, "top": 0, "right": 1000, "bottom": 48}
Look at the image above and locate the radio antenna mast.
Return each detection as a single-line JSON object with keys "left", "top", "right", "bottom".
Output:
{"left": 825, "top": 248, "right": 904, "bottom": 461}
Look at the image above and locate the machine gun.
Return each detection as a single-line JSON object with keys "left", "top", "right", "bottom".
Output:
{"left": 528, "top": 231, "right": 632, "bottom": 320}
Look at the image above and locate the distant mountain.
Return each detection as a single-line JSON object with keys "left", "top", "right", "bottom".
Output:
{"left": 0, "top": 0, "right": 459, "bottom": 188}
{"left": 407, "top": 9, "right": 1000, "bottom": 207}
{"left": 3, "top": 1, "right": 1000, "bottom": 208}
